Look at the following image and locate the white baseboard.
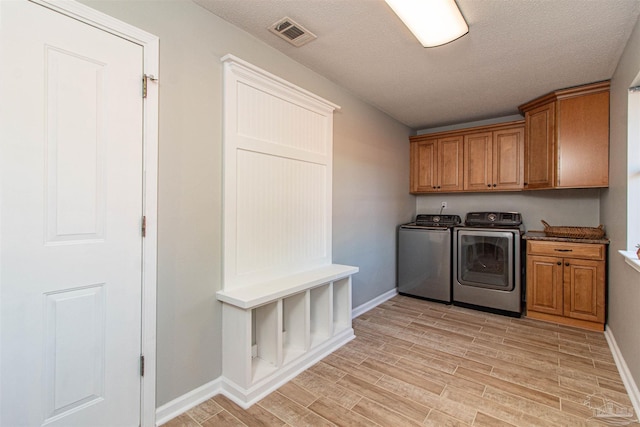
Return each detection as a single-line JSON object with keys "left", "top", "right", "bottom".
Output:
{"left": 155, "top": 378, "right": 223, "bottom": 426}
{"left": 352, "top": 287, "right": 397, "bottom": 318}
{"left": 604, "top": 326, "right": 640, "bottom": 417}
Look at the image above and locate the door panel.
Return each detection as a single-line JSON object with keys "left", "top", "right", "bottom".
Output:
{"left": 527, "top": 255, "right": 563, "bottom": 315}
{"left": 557, "top": 92, "right": 609, "bottom": 188}
{"left": 438, "top": 136, "right": 463, "bottom": 191}
{"left": 46, "top": 48, "right": 107, "bottom": 242}
{"left": 524, "top": 103, "right": 555, "bottom": 189}
{"left": 564, "top": 259, "right": 605, "bottom": 322}
{"left": 1, "top": 2, "right": 144, "bottom": 426}
{"left": 493, "top": 127, "right": 524, "bottom": 190}
{"left": 463, "top": 132, "right": 492, "bottom": 191}
{"left": 44, "top": 285, "right": 106, "bottom": 417}
{"left": 412, "top": 140, "right": 437, "bottom": 192}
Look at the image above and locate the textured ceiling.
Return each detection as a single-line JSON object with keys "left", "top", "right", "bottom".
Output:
{"left": 194, "top": 0, "right": 640, "bottom": 130}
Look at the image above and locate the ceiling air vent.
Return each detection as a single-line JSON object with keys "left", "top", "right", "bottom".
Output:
{"left": 268, "top": 17, "right": 317, "bottom": 47}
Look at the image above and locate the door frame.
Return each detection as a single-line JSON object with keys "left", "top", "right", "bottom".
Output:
{"left": 28, "top": 0, "right": 159, "bottom": 425}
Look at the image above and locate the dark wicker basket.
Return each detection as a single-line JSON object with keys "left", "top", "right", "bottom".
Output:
{"left": 541, "top": 220, "right": 605, "bottom": 239}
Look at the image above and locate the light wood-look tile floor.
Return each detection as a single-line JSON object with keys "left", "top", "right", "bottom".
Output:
{"left": 164, "top": 296, "right": 639, "bottom": 427}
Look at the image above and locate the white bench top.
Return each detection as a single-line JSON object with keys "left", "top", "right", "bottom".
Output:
{"left": 216, "top": 264, "right": 359, "bottom": 309}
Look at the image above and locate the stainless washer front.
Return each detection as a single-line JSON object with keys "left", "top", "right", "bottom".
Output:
{"left": 452, "top": 227, "right": 522, "bottom": 315}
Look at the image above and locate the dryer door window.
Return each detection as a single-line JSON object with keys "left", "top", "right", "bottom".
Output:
{"left": 457, "top": 230, "right": 514, "bottom": 291}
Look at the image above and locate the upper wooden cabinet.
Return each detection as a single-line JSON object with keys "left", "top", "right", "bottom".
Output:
{"left": 463, "top": 126, "right": 524, "bottom": 191}
{"left": 410, "top": 121, "right": 523, "bottom": 194}
{"left": 410, "top": 135, "right": 463, "bottom": 193}
{"left": 519, "top": 81, "right": 610, "bottom": 189}
{"left": 409, "top": 81, "right": 609, "bottom": 194}
{"left": 521, "top": 102, "right": 555, "bottom": 189}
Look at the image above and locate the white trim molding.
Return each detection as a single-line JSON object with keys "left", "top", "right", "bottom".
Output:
{"left": 619, "top": 250, "right": 640, "bottom": 273}
{"left": 352, "top": 287, "right": 398, "bottom": 318}
{"left": 30, "top": 1, "right": 160, "bottom": 425}
{"left": 155, "top": 378, "right": 223, "bottom": 426}
{"left": 604, "top": 326, "right": 640, "bottom": 417}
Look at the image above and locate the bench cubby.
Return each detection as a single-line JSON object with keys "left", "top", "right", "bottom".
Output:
{"left": 216, "top": 264, "right": 358, "bottom": 408}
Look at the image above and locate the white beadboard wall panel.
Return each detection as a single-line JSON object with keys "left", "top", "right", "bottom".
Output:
{"left": 237, "top": 81, "right": 328, "bottom": 156}
{"left": 235, "top": 150, "right": 328, "bottom": 277}
{"left": 222, "top": 55, "right": 339, "bottom": 290}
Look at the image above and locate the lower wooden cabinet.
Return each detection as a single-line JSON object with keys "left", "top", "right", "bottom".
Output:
{"left": 526, "top": 240, "right": 606, "bottom": 331}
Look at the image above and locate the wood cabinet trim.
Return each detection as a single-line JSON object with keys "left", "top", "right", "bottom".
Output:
{"left": 518, "top": 80, "right": 610, "bottom": 113}
{"left": 410, "top": 120, "right": 525, "bottom": 142}
{"left": 525, "top": 310, "right": 604, "bottom": 331}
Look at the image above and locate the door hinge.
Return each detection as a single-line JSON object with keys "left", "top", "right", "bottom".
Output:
{"left": 140, "top": 355, "right": 145, "bottom": 377}
{"left": 141, "top": 216, "right": 146, "bottom": 237}
{"left": 142, "top": 74, "right": 157, "bottom": 98}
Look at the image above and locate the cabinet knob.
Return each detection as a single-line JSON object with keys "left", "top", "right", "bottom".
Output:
{"left": 557, "top": 261, "right": 562, "bottom": 265}
{"left": 487, "top": 184, "right": 491, "bottom": 188}
{"left": 565, "top": 262, "right": 570, "bottom": 266}
{"left": 433, "top": 186, "right": 436, "bottom": 189}
{"left": 493, "top": 184, "right": 497, "bottom": 187}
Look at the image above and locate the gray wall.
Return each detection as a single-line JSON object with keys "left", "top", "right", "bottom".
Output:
{"left": 602, "top": 14, "right": 640, "bottom": 388}
{"left": 332, "top": 100, "right": 415, "bottom": 307}
{"left": 79, "top": 0, "right": 414, "bottom": 407}
{"left": 416, "top": 189, "right": 601, "bottom": 232}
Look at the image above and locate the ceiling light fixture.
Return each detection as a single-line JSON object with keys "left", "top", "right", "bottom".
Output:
{"left": 385, "top": 0, "right": 468, "bottom": 48}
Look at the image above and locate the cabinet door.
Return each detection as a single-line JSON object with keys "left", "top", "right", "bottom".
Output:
{"left": 527, "top": 255, "right": 563, "bottom": 315}
{"left": 556, "top": 91, "right": 609, "bottom": 188}
{"left": 438, "top": 136, "right": 463, "bottom": 192}
{"left": 463, "top": 132, "right": 493, "bottom": 191}
{"left": 563, "top": 258, "right": 605, "bottom": 323}
{"left": 411, "top": 139, "right": 437, "bottom": 192}
{"left": 524, "top": 103, "right": 555, "bottom": 189}
{"left": 493, "top": 127, "right": 524, "bottom": 190}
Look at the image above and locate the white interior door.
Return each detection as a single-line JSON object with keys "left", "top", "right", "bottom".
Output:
{"left": 1, "top": 1, "right": 145, "bottom": 425}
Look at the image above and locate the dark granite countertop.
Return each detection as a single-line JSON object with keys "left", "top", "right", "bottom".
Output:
{"left": 524, "top": 231, "right": 610, "bottom": 245}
